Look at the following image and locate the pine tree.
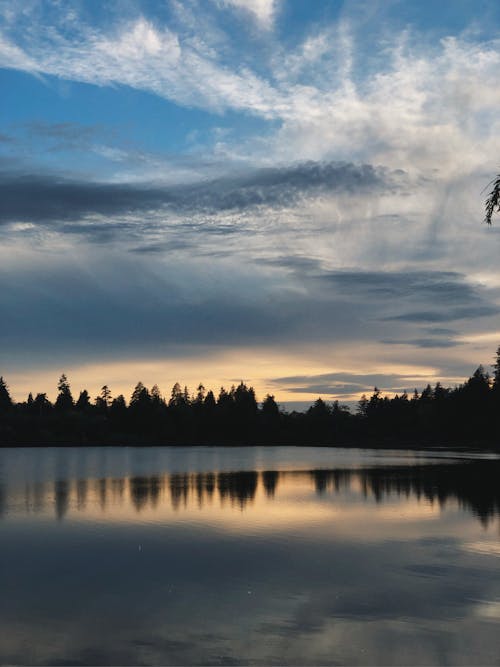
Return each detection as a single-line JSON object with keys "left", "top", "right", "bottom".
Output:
{"left": 0, "top": 377, "right": 13, "bottom": 412}
{"left": 493, "top": 346, "right": 500, "bottom": 391}
{"left": 55, "top": 374, "right": 74, "bottom": 411}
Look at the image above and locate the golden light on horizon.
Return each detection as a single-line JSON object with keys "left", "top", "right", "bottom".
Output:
{"left": 5, "top": 343, "right": 451, "bottom": 406}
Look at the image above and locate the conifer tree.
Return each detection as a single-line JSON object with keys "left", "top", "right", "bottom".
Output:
{"left": 55, "top": 374, "right": 74, "bottom": 411}
{"left": 0, "top": 377, "right": 12, "bottom": 412}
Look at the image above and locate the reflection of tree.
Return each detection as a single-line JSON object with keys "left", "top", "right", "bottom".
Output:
{"left": 76, "top": 478, "right": 88, "bottom": 510}
{"left": 310, "top": 469, "right": 351, "bottom": 495}
{"left": 310, "top": 461, "right": 500, "bottom": 526}
{"left": 262, "top": 470, "right": 279, "bottom": 498}
{"left": 170, "top": 473, "right": 190, "bottom": 510}
{"left": 98, "top": 478, "right": 107, "bottom": 510}
{"left": 3, "top": 460, "right": 498, "bottom": 527}
{"left": 111, "top": 477, "right": 125, "bottom": 503}
{"left": 54, "top": 479, "right": 69, "bottom": 520}
{"left": 205, "top": 472, "right": 215, "bottom": 499}
{"left": 168, "top": 471, "right": 259, "bottom": 510}
{"left": 32, "top": 482, "right": 46, "bottom": 513}
{"left": 150, "top": 475, "right": 161, "bottom": 507}
{"left": 217, "top": 471, "right": 258, "bottom": 508}
{"left": 130, "top": 475, "right": 164, "bottom": 512}
{"left": 195, "top": 472, "right": 216, "bottom": 507}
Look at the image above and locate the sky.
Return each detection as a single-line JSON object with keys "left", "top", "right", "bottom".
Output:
{"left": 1, "top": 0, "right": 500, "bottom": 409}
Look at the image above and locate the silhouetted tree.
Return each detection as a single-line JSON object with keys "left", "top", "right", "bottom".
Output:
{"left": 109, "top": 395, "right": 127, "bottom": 428}
{"left": 204, "top": 390, "right": 216, "bottom": 410}
{"left": 130, "top": 382, "right": 150, "bottom": 407}
{"left": 76, "top": 390, "right": 91, "bottom": 412}
{"left": 96, "top": 385, "right": 112, "bottom": 409}
{"left": 111, "top": 394, "right": 126, "bottom": 412}
{"left": 465, "top": 365, "right": 490, "bottom": 396}
{"left": 151, "top": 384, "right": 164, "bottom": 407}
{"left": 55, "top": 374, "right": 73, "bottom": 411}
{"left": 357, "top": 394, "right": 369, "bottom": 417}
{"left": 34, "top": 392, "right": 51, "bottom": 415}
{"left": 194, "top": 383, "right": 205, "bottom": 406}
{"left": 0, "top": 377, "right": 12, "bottom": 412}
{"left": 493, "top": 346, "right": 500, "bottom": 391}
{"left": 261, "top": 394, "right": 280, "bottom": 433}
{"left": 3, "top": 345, "right": 500, "bottom": 447}
{"left": 233, "top": 382, "right": 258, "bottom": 432}
{"left": 169, "top": 382, "right": 188, "bottom": 408}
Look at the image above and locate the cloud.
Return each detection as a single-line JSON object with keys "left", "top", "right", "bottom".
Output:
{"left": 0, "top": 16, "right": 285, "bottom": 118}
{"left": 2, "top": 3, "right": 500, "bottom": 401}
{"left": 0, "top": 242, "right": 495, "bottom": 385}
{"left": 2, "top": 5, "right": 499, "bottom": 170}
{"left": 317, "top": 270, "right": 477, "bottom": 304}
{"left": 381, "top": 338, "right": 460, "bottom": 349}
{"left": 383, "top": 306, "right": 500, "bottom": 323}
{"left": 0, "top": 160, "right": 393, "bottom": 225}
{"left": 0, "top": 173, "right": 172, "bottom": 224}
{"left": 216, "top": 0, "right": 279, "bottom": 29}
{"left": 270, "top": 371, "right": 433, "bottom": 397}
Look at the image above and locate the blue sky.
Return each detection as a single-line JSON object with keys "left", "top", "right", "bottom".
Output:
{"left": 1, "top": 0, "right": 500, "bottom": 407}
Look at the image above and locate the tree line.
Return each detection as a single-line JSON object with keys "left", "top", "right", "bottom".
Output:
{"left": 1, "top": 346, "right": 500, "bottom": 447}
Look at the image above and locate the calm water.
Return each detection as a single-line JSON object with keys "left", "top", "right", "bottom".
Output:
{"left": 0, "top": 446, "right": 499, "bottom": 666}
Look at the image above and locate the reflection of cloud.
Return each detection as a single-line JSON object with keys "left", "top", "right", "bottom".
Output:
{"left": 2, "top": 447, "right": 499, "bottom": 664}
{"left": 463, "top": 541, "right": 500, "bottom": 556}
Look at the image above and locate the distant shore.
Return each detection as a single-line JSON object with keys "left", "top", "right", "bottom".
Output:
{"left": 1, "top": 351, "right": 500, "bottom": 452}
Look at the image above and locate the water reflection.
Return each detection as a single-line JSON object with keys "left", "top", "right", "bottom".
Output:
{"left": 1, "top": 458, "right": 499, "bottom": 526}
{"left": 0, "top": 447, "right": 499, "bottom": 666}
{"left": 311, "top": 462, "right": 500, "bottom": 526}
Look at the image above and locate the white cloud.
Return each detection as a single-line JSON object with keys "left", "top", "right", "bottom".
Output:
{"left": 0, "top": 33, "right": 38, "bottom": 71}
{"left": 216, "top": 0, "right": 279, "bottom": 29}
{"left": 0, "top": 16, "right": 286, "bottom": 117}
{"left": 2, "top": 9, "right": 500, "bottom": 180}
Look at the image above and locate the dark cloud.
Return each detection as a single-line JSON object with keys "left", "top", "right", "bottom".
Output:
{"left": 1, "top": 257, "right": 497, "bottom": 373}
{"left": 317, "top": 270, "right": 477, "bottom": 305}
{"left": 270, "top": 371, "right": 431, "bottom": 396}
{"left": 0, "top": 173, "right": 173, "bottom": 224}
{"left": 425, "top": 327, "right": 457, "bottom": 337}
{"left": 383, "top": 305, "right": 500, "bottom": 323}
{"left": 0, "top": 160, "right": 395, "bottom": 225}
{"left": 307, "top": 270, "right": 498, "bottom": 333}
{"left": 285, "top": 383, "right": 366, "bottom": 395}
{"left": 381, "top": 338, "right": 460, "bottom": 348}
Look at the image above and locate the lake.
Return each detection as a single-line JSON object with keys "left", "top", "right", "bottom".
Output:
{"left": 0, "top": 446, "right": 499, "bottom": 665}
